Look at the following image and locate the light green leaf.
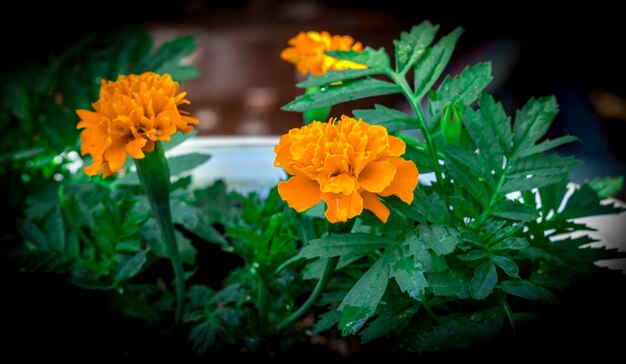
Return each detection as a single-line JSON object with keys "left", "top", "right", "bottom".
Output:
{"left": 437, "top": 63, "right": 492, "bottom": 106}
{"left": 501, "top": 154, "right": 580, "bottom": 193}
{"left": 521, "top": 135, "right": 579, "bottom": 158}
{"left": 588, "top": 176, "right": 624, "bottom": 198}
{"left": 392, "top": 255, "right": 429, "bottom": 300}
{"left": 297, "top": 68, "right": 381, "bottom": 88}
{"left": 470, "top": 261, "right": 497, "bottom": 300}
{"left": 457, "top": 249, "right": 488, "bottom": 261}
{"left": 338, "top": 255, "right": 391, "bottom": 335}
{"left": 394, "top": 21, "right": 439, "bottom": 73}
{"left": 283, "top": 78, "right": 401, "bottom": 112}
{"left": 479, "top": 93, "right": 513, "bottom": 155}
{"left": 326, "top": 47, "right": 391, "bottom": 69}
{"left": 493, "top": 256, "right": 519, "bottom": 278}
{"left": 512, "top": 96, "right": 559, "bottom": 158}
{"left": 353, "top": 104, "right": 418, "bottom": 132}
{"left": 414, "top": 27, "right": 463, "bottom": 101}
{"left": 493, "top": 199, "right": 539, "bottom": 222}
{"left": 499, "top": 280, "right": 558, "bottom": 304}
{"left": 311, "top": 308, "right": 341, "bottom": 335}
{"left": 419, "top": 224, "right": 460, "bottom": 255}
{"left": 168, "top": 153, "right": 211, "bottom": 176}
{"left": 426, "top": 270, "right": 470, "bottom": 299}
{"left": 491, "top": 237, "right": 529, "bottom": 251}
{"left": 414, "top": 307, "right": 504, "bottom": 353}
{"left": 112, "top": 250, "right": 147, "bottom": 282}
{"left": 298, "top": 233, "right": 392, "bottom": 259}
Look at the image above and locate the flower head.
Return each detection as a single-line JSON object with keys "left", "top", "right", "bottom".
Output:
{"left": 281, "top": 31, "right": 366, "bottom": 76}
{"left": 76, "top": 72, "right": 198, "bottom": 178}
{"left": 274, "top": 116, "right": 419, "bottom": 223}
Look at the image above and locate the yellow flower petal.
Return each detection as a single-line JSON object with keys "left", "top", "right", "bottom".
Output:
{"left": 319, "top": 172, "right": 356, "bottom": 195}
{"left": 362, "top": 191, "right": 390, "bottom": 223}
{"left": 278, "top": 175, "right": 322, "bottom": 212}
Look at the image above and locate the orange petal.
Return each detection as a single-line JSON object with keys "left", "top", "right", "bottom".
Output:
{"left": 277, "top": 175, "right": 321, "bottom": 212}
{"left": 104, "top": 137, "right": 128, "bottom": 173}
{"left": 126, "top": 137, "right": 147, "bottom": 159}
{"left": 362, "top": 191, "right": 390, "bottom": 223}
{"left": 380, "top": 157, "right": 419, "bottom": 204}
{"left": 321, "top": 192, "right": 363, "bottom": 223}
{"left": 388, "top": 136, "right": 406, "bottom": 156}
{"left": 319, "top": 172, "right": 356, "bottom": 195}
{"left": 357, "top": 160, "right": 396, "bottom": 193}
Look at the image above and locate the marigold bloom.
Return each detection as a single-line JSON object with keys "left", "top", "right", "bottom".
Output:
{"left": 274, "top": 116, "right": 419, "bottom": 223}
{"left": 281, "top": 31, "right": 366, "bottom": 76}
{"left": 76, "top": 72, "right": 198, "bottom": 178}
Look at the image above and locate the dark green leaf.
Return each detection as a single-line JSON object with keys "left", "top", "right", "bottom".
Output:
{"left": 414, "top": 307, "right": 504, "bottom": 353}
{"left": 298, "top": 233, "right": 391, "bottom": 259}
{"left": 499, "top": 280, "right": 558, "bottom": 304}
{"left": 394, "top": 21, "right": 439, "bottom": 73}
{"left": 501, "top": 154, "right": 580, "bottom": 193}
{"left": 414, "top": 27, "right": 463, "bottom": 100}
{"left": 326, "top": 47, "right": 391, "bottom": 69}
{"left": 493, "top": 199, "right": 539, "bottom": 222}
{"left": 112, "top": 251, "right": 147, "bottom": 282}
{"left": 437, "top": 63, "right": 492, "bottom": 106}
{"left": 339, "top": 255, "right": 390, "bottom": 335}
{"left": 419, "top": 224, "right": 459, "bottom": 255}
{"left": 392, "top": 255, "right": 429, "bottom": 300}
{"left": 559, "top": 182, "right": 626, "bottom": 219}
{"left": 360, "top": 299, "right": 419, "bottom": 343}
{"left": 312, "top": 308, "right": 341, "bottom": 335}
{"left": 457, "top": 249, "right": 488, "bottom": 261}
{"left": 426, "top": 270, "right": 470, "bottom": 299}
{"left": 470, "top": 261, "right": 497, "bottom": 300}
{"left": 169, "top": 153, "right": 211, "bottom": 176}
{"left": 283, "top": 78, "right": 401, "bottom": 112}
{"left": 297, "top": 68, "right": 381, "bottom": 88}
{"left": 353, "top": 104, "right": 418, "bottom": 132}
{"left": 493, "top": 256, "right": 520, "bottom": 278}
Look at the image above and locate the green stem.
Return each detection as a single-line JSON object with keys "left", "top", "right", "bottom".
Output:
{"left": 275, "top": 220, "right": 354, "bottom": 331}
{"left": 497, "top": 290, "right": 517, "bottom": 338}
{"left": 135, "top": 142, "right": 185, "bottom": 324}
{"left": 387, "top": 71, "right": 446, "bottom": 192}
{"left": 275, "top": 256, "right": 339, "bottom": 331}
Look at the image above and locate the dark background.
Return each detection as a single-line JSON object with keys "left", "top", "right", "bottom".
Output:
{"left": 2, "top": 0, "right": 626, "bottom": 360}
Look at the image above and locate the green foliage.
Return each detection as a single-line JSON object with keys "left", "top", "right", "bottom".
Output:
{"left": 283, "top": 21, "right": 625, "bottom": 354}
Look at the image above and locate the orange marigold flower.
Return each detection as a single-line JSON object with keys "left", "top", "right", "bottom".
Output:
{"left": 76, "top": 72, "right": 198, "bottom": 178}
{"left": 281, "top": 31, "right": 366, "bottom": 76}
{"left": 274, "top": 116, "right": 419, "bottom": 223}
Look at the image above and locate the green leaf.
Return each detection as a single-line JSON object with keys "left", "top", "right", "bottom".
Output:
{"left": 437, "top": 63, "right": 492, "bottom": 106}
{"left": 521, "top": 135, "right": 579, "bottom": 158}
{"left": 297, "top": 68, "right": 381, "bottom": 88}
{"left": 414, "top": 307, "right": 504, "bottom": 353}
{"left": 394, "top": 189, "right": 451, "bottom": 225}
{"left": 426, "top": 270, "right": 470, "bottom": 299}
{"left": 353, "top": 104, "right": 418, "bottom": 132}
{"left": 137, "top": 36, "right": 199, "bottom": 82}
{"left": 445, "top": 156, "right": 490, "bottom": 207}
{"left": 360, "top": 299, "right": 419, "bottom": 344}
{"left": 298, "top": 233, "right": 391, "bottom": 259}
{"left": 282, "top": 78, "right": 401, "bottom": 112}
{"left": 112, "top": 250, "right": 147, "bottom": 282}
{"left": 493, "top": 199, "right": 539, "bottom": 222}
{"left": 391, "top": 255, "right": 429, "bottom": 300}
{"left": 491, "top": 237, "right": 529, "bottom": 251}
{"left": 414, "top": 27, "right": 463, "bottom": 101}
{"left": 588, "top": 176, "right": 624, "bottom": 198}
{"left": 470, "top": 261, "right": 497, "bottom": 300}
{"left": 311, "top": 308, "right": 341, "bottom": 335}
{"left": 512, "top": 96, "right": 559, "bottom": 158}
{"left": 499, "top": 280, "right": 558, "bottom": 304}
{"left": 559, "top": 182, "right": 625, "bottom": 219}
{"left": 457, "top": 249, "right": 488, "bottom": 261}
{"left": 418, "top": 224, "right": 459, "bottom": 255}
{"left": 501, "top": 154, "right": 580, "bottom": 193}
{"left": 394, "top": 21, "right": 439, "bottom": 73}
{"left": 326, "top": 47, "right": 391, "bottom": 69}
{"left": 168, "top": 153, "right": 211, "bottom": 176}
{"left": 338, "top": 255, "right": 391, "bottom": 335}
{"left": 493, "top": 256, "right": 520, "bottom": 278}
